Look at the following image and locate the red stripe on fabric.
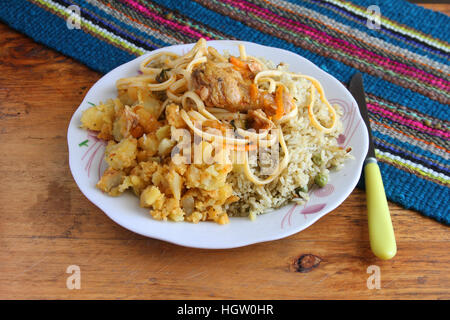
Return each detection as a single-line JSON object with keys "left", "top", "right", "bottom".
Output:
{"left": 120, "top": 0, "right": 211, "bottom": 40}
{"left": 368, "top": 102, "right": 450, "bottom": 139}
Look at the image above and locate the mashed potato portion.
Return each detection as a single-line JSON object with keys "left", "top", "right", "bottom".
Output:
{"left": 81, "top": 98, "right": 237, "bottom": 224}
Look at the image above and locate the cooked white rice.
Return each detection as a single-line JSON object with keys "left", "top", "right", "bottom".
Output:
{"left": 226, "top": 67, "right": 352, "bottom": 217}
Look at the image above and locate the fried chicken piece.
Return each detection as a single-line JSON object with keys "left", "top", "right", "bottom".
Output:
{"left": 191, "top": 61, "right": 294, "bottom": 128}
{"left": 192, "top": 61, "right": 252, "bottom": 111}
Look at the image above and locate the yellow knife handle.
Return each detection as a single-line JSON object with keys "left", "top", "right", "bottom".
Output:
{"left": 364, "top": 158, "right": 397, "bottom": 260}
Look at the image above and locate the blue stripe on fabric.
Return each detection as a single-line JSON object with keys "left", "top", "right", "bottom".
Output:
{"left": 285, "top": 0, "right": 450, "bottom": 64}
{"left": 378, "top": 161, "right": 449, "bottom": 224}
{"left": 348, "top": 0, "right": 450, "bottom": 44}
{"left": 64, "top": 0, "right": 171, "bottom": 49}
{"left": 0, "top": 0, "right": 136, "bottom": 73}
{"left": 152, "top": 0, "right": 449, "bottom": 121}
{"left": 372, "top": 130, "right": 450, "bottom": 169}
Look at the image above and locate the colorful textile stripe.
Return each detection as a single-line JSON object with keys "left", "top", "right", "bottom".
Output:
{"left": 0, "top": 0, "right": 448, "bottom": 224}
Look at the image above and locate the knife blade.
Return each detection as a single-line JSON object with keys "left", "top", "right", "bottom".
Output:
{"left": 349, "top": 73, "right": 376, "bottom": 159}
{"left": 349, "top": 73, "right": 397, "bottom": 260}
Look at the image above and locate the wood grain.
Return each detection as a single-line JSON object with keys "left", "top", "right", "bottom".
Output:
{"left": 0, "top": 3, "right": 449, "bottom": 300}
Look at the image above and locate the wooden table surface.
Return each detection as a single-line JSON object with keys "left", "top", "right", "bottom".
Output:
{"left": 0, "top": 3, "right": 448, "bottom": 300}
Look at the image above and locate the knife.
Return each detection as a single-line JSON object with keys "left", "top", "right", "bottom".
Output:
{"left": 349, "top": 73, "right": 397, "bottom": 260}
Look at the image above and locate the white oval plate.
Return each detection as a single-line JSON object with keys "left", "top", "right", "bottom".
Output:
{"left": 68, "top": 40, "right": 368, "bottom": 249}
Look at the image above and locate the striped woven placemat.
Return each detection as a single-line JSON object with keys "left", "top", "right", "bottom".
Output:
{"left": 1, "top": 0, "right": 448, "bottom": 224}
